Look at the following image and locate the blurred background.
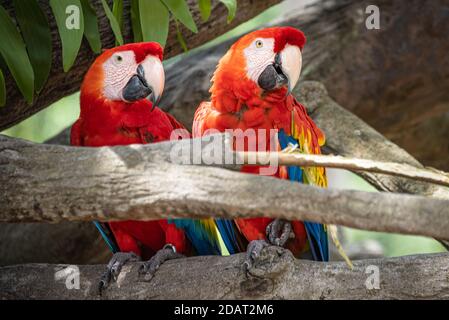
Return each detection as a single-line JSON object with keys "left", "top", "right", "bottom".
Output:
{"left": 2, "top": 0, "right": 445, "bottom": 258}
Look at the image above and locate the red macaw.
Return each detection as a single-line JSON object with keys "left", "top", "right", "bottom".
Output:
{"left": 192, "top": 27, "right": 329, "bottom": 268}
{"left": 70, "top": 42, "right": 191, "bottom": 292}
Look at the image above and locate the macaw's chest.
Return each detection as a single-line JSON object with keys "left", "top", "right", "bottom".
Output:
{"left": 208, "top": 104, "right": 292, "bottom": 152}
{"left": 80, "top": 108, "right": 175, "bottom": 147}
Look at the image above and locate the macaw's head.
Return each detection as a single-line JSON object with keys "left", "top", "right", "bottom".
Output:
{"left": 81, "top": 42, "right": 164, "bottom": 107}
{"left": 211, "top": 27, "right": 305, "bottom": 109}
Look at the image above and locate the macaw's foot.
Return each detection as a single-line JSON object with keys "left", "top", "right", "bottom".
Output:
{"left": 266, "top": 219, "right": 294, "bottom": 247}
{"left": 139, "top": 244, "right": 184, "bottom": 281}
{"left": 242, "top": 239, "right": 270, "bottom": 274}
{"left": 99, "top": 252, "right": 141, "bottom": 295}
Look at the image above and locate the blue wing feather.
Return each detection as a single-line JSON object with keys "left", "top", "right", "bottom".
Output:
{"left": 169, "top": 219, "right": 221, "bottom": 255}
{"left": 93, "top": 221, "right": 119, "bottom": 253}
{"left": 215, "top": 219, "right": 240, "bottom": 254}
{"left": 278, "top": 129, "right": 329, "bottom": 262}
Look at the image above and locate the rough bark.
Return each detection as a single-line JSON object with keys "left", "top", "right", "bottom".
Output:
{"left": 239, "top": 151, "right": 449, "bottom": 188}
{"left": 2, "top": 249, "right": 449, "bottom": 299}
{"left": 2, "top": 80, "right": 449, "bottom": 266}
{"left": 2, "top": 131, "right": 449, "bottom": 240}
{"left": 300, "top": 82, "right": 449, "bottom": 200}
{"left": 0, "top": 0, "right": 280, "bottom": 130}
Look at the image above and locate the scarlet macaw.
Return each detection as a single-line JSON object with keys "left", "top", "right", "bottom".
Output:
{"left": 70, "top": 42, "right": 193, "bottom": 291}
{"left": 192, "top": 27, "right": 329, "bottom": 268}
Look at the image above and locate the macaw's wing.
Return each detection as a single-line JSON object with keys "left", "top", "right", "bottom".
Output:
{"left": 93, "top": 221, "right": 120, "bottom": 253}
{"left": 191, "top": 101, "right": 249, "bottom": 255}
{"left": 70, "top": 119, "right": 83, "bottom": 146}
{"left": 277, "top": 98, "right": 329, "bottom": 262}
{"left": 164, "top": 111, "right": 189, "bottom": 133}
{"left": 70, "top": 120, "right": 122, "bottom": 254}
{"left": 192, "top": 101, "right": 214, "bottom": 138}
{"left": 168, "top": 219, "right": 223, "bottom": 255}
{"left": 215, "top": 219, "right": 247, "bottom": 254}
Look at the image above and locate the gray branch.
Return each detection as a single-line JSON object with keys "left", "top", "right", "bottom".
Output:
{"left": 2, "top": 249, "right": 449, "bottom": 299}
{"left": 2, "top": 127, "right": 449, "bottom": 240}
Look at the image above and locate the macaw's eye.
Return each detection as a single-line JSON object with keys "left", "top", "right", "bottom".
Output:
{"left": 115, "top": 55, "right": 123, "bottom": 62}
{"left": 255, "top": 40, "right": 263, "bottom": 48}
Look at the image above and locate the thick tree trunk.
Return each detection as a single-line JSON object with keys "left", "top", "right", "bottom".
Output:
{"left": 2, "top": 249, "right": 449, "bottom": 299}
{"left": 0, "top": 0, "right": 280, "bottom": 130}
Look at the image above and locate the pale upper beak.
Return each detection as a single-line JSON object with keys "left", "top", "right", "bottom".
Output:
{"left": 279, "top": 44, "right": 302, "bottom": 94}
{"left": 257, "top": 44, "right": 302, "bottom": 94}
{"left": 122, "top": 55, "right": 165, "bottom": 108}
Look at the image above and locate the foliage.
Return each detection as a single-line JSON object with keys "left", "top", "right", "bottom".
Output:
{"left": 0, "top": 0, "right": 237, "bottom": 105}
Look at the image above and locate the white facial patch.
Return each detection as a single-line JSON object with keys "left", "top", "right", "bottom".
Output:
{"left": 102, "top": 50, "right": 136, "bottom": 101}
{"left": 243, "top": 38, "right": 276, "bottom": 83}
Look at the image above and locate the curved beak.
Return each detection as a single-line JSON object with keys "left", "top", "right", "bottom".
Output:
{"left": 122, "top": 56, "right": 165, "bottom": 110}
{"left": 257, "top": 45, "right": 302, "bottom": 94}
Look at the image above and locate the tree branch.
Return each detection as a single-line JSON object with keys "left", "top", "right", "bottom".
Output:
{"left": 238, "top": 151, "right": 449, "bottom": 188}
{"left": 2, "top": 249, "right": 449, "bottom": 299}
{"left": 1, "top": 131, "right": 449, "bottom": 240}
{"left": 0, "top": 0, "right": 280, "bottom": 130}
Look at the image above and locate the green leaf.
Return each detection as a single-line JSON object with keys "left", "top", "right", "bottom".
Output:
{"left": 139, "top": 0, "right": 169, "bottom": 47}
{"left": 13, "top": 0, "right": 52, "bottom": 93}
{"left": 50, "top": 0, "right": 85, "bottom": 72}
{"left": 174, "top": 19, "right": 188, "bottom": 52}
{"left": 0, "top": 5, "right": 34, "bottom": 103}
{"left": 198, "top": 0, "right": 211, "bottom": 22}
{"left": 0, "top": 69, "right": 5, "bottom": 107}
{"left": 130, "top": 0, "right": 142, "bottom": 42}
{"left": 219, "top": 0, "right": 237, "bottom": 23}
{"left": 112, "top": 0, "right": 124, "bottom": 45}
{"left": 161, "top": 0, "right": 197, "bottom": 33}
{"left": 100, "top": 0, "right": 124, "bottom": 45}
{"left": 112, "top": 0, "right": 124, "bottom": 31}
{"left": 80, "top": 0, "right": 102, "bottom": 53}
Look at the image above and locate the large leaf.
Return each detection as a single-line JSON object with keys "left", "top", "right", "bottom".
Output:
{"left": 161, "top": 0, "right": 198, "bottom": 33}
{"left": 80, "top": 0, "right": 102, "bottom": 53}
{"left": 100, "top": 0, "right": 124, "bottom": 45}
{"left": 198, "top": 0, "right": 211, "bottom": 22}
{"left": 139, "top": 0, "right": 169, "bottom": 47}
{"left": 130, "top": 0, "right": 142, "bottom": 42}
{"left": 174, "top": 19, "right": 188, "bottom": 52}
{"left": 219, "top": 0, "right": 237, "bottom": 23}
{"left": 112, "top": 0, "right": 124, "bottom": 45}
{"left": 0, "top": 69, "right": 5, "bottom": 107}
{"left": 13, "top": 0, "right": 52, "bottom": 93}
{"left": 50, "top": 0, "right": 85, "bottom": 72}
{"left": 112, "top": 0, "right": 124, "bottom": 30}
{"left": 0, "top": 5, "right": 34, "bottom": 103}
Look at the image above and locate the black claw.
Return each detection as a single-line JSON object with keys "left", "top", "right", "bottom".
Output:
{"left": 97, "top": 252, "right": 141, "bottom": 296}
{"left": 266, "top": 219, "right": 294, "bottom": 247}
{"left": 140, "top": 244, "right": 184, "bottom": 282}
{"left": 243, "top": 239, "right": 269, "bottom": 274}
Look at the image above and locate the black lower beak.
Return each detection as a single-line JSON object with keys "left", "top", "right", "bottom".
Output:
{"left": 257, "top": 53, "right": 289, "bottom": 92}
{"left": 122, "top": 65, "right": 152, "bottom": 103}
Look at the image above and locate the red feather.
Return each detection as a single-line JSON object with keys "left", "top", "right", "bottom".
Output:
{"left": 71, "top": 44, "right": 191, "bottom": 259}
